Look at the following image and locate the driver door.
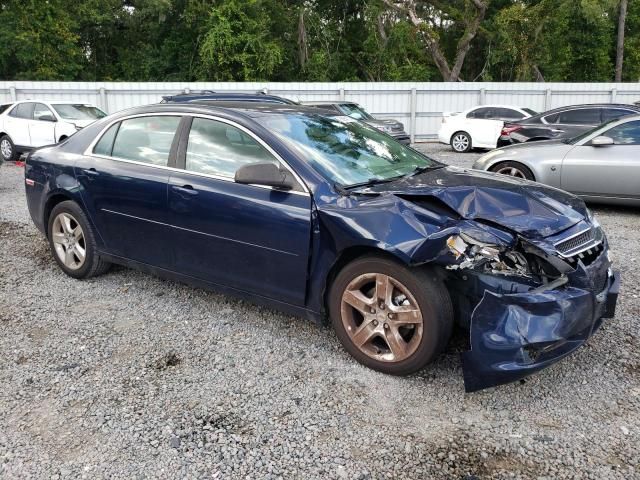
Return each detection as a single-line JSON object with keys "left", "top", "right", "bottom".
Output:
{"left": 561, "top": 119, "right": 640, "bottom": 198}
{"left": 166, "top": 116, "right": 312, "bottom": 306}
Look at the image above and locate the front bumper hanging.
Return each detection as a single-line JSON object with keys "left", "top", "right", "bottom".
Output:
{"left": 461, "top": 263, "right": 620, "bottom": 393}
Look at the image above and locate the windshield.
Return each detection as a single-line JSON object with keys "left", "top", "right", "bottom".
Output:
{"left": 338, "top": 104, "right": 374, "bottom": 121}
{"left": 523, "top": 108, "right": 538, "bottom": 116}
{"left": 52, "top": 104, "right": 106, "bottom": 121}
{"left": 263, "top": 113, "right": 439, "bottom": 186}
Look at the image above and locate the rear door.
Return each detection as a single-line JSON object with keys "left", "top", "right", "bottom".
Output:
{"left": 29, "top": 103, "right": 57, "bottom": 146}
{"left": 74, "top": 114, "right": 183, "bottom": 267}
{"left": 561, "top": 119, "right": 640, "bottom": 199}
{"left": 4, "top": 102, "right": 34, "bottom": 146}
{"left": 166, "top": 115, "right": 312, "bottom": 305}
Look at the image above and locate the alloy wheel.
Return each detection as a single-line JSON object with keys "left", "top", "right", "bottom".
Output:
{"left": 0, "top": 139, "right": 11, "bottom": 160}
{"left": 51, "top": 213, "right": 87, "bottom": 270}
{"left": 495, "top": 166, "right": 526, "bottom": 178}
{"left": 452, "top": 134, "right": 469, "bottom": 152}
{"left": 340, "top": 273, "right": 424, "bottom": 363}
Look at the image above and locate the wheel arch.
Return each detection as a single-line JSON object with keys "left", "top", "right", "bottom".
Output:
{"left": 321, "top": 245, "right": 412, "bottom": 320}
{"left": 43, "top": 192, "right": 76, "bottom": 238}
{"left": 489, "top": 160, "right": 536, "bottom": 181}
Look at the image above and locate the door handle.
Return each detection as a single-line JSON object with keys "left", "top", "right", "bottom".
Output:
{"left": 171, "top": 185, "right": 198, "bottom": 196}
{"left": 550, "top": 129, "right": 564, "bottom": 134}
{"left": 83, "top": 168, "right": 99, "bottom": 178}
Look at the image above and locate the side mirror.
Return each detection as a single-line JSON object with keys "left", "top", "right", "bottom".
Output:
{"left": 234, "top": 162, "right": 296, "bottom": 190}
{"left": 38, "top": 114, "right": 56, "bottom": 122}
{"left": 591, "top": 135, "right": 614, "bottom": 147}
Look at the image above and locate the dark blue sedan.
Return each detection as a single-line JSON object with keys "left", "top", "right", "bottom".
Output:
{"left": 24, "top": 103, "right": 620, "bottom": 391}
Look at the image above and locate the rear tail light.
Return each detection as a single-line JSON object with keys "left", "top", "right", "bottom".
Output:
{"left": 501, "top": 124, "right": 523, "bottom": 136}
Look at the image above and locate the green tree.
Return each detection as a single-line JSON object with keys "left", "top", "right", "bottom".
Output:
{"left": 0, "top": 0, "right": 83, "bottom": 80}
{"left": 198, "top": 0, "right": 284, "bottom": 81}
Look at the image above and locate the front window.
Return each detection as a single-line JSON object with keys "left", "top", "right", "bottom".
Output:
{"left": 263, "top": 113, "right": 439, "bottom": 186}
{"left": 185, "top": 117, "right": 279, "bottom": 178}
{"left": 52, "top": 104, "right": 106, "bottom": 121}
{"left": 604, "top": 120, "right": 640, "bottom": 145}
{"left": 338, "top": 104, "right": 374, "bottom": 121}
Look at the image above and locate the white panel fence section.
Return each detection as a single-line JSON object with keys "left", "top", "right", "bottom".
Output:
{"left": 1, "top": 81, "right": 639, "bottom": 141}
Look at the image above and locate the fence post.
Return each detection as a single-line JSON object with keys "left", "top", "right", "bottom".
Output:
{"left": 9, "top": 86, "right": 16, "bottom": 102}
{"left": 610, "top": 88, "right": 617, "bottom": 103}
{"left": 479, "top": 88, "right": 486, "bottom": 105}
{"left": 545, "top": 89, "right": 552, "bottom": 111}
{"left": 339, "top": 88, "right": 345, "bottom": 101}
{"left": 410, "top": 88, "right": 417, "bottom": 144}
{"left": 99, "top": 87, "right": 107, "bottom": 112}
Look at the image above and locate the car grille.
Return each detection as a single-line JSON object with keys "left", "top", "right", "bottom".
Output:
{"left": 555, "top": 229, "right": 594, "bottom": 255}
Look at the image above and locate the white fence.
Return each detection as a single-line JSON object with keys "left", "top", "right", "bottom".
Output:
{"left": 2, "top": 81, "right": 639, "bottom": 141}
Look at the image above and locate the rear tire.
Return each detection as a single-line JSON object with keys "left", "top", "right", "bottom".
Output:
{"left": 47, "top": 200, "right": 111, "bottom": 279}
{"left": 450, "top": 131, "right": 472, "bottom": 153}
{"left": 0, "top": 134, "right": 17, "bottom": 162}
{"left": 329, "top": 255, "right": 453, "bottom": 376}
{"left": 490, "top": 161, "right": 535, "bottom": 180}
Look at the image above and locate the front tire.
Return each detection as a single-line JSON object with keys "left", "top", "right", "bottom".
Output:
{"left": 490, "top": 161, "right": 535, "bottom": 180}
{"left": 47, "top": 200, "right": 110, "bottom": 279}
{"left": 450, "top": 131, "right": 472, "bottom": 153}
{"left": 329, "top": 256, "right": 453, "bottom": 376}
{"left": 0, "top": 134, "right": 17, "bottom": 162}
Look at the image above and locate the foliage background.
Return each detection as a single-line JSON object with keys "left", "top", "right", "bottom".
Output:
{"left": 0, "top": 0, "right": 636, "bottom": 82}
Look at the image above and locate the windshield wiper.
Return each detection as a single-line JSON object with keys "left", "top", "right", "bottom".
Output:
{"left": 342, "top": 175, "right": 404, "bottom": 190}
{"left": 403, "top": 164, "right": 445, "bottom": 179}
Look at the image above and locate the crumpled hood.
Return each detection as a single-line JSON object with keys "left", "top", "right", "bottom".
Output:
{"left": 359, "top": 167, "right": 587, "bottom": 238}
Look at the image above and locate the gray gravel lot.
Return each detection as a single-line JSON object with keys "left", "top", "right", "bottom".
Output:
{"left": 1, "top": 144, "right": 639, "bottom": 479}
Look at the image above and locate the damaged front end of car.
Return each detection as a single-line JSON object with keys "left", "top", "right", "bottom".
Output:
{"left": 441, "top": 219, "right": 620, "bottom": 392}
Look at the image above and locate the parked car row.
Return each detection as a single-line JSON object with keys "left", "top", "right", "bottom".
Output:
{"left": 0, "top": 100, "right": 106, "bottom": 162}
{"left": 438, "top": 102, "right": 640, "bottom": 152}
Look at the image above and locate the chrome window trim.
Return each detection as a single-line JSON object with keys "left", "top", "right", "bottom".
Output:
{"left": 83, "top": 111, "right": 311, "bottom": 196}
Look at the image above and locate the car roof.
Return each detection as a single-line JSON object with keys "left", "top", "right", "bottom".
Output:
{"left": 534, "top": 103, "right": 640, "bottom": 116}
{"left": 162, "top": 92, "right": 297, "bottom": 105}
{"left": 7, "top": 100, "right": 98, "bottom": 106}
{"left": 302, "top": 101, "right": 358, "bottom": 106}
{"left": 111, "top": 102, "right": 340, "bottom": 122}
{"left": 466, "top": 104, "right": 530, "bottom": 110}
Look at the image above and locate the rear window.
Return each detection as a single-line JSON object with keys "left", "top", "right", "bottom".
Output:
{"left": 523, "top": 108, "right": 537, "bottom": 116}
{"left": 9, "top": 102, "right": 34, "bottom": 119}
{"left": 94, "top": 116, "right": 181, "bottom": 166}
{"left": 0, "top": 104, "right": 12, "bottom": 114}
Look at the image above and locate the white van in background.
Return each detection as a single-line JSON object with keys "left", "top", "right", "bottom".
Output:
{"left": 0, "top": 100, "right": 106, "bottom": 161}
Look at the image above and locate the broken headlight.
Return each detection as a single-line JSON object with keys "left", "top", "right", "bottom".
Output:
{"left": 446, "top": 232, "right": 530, "bottom": 277}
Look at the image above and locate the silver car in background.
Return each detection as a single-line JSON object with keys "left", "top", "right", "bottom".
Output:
{"left": 473, "top": 115, "right": 640, "bottom": 206}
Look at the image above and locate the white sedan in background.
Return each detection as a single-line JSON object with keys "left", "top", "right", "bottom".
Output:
{"left": 0, "top": 100, "right": 106, "bottom": 162}
{"left": 438, "top": 105, "right": 536, "bottom": 153}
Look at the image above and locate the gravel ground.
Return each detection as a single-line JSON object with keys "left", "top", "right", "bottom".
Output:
{"left": 1, "top": 145, "right": 639, "bottom": 479}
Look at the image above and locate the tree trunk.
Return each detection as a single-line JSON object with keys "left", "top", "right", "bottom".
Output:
{"left": 297, "top": 9, "right": 308, "bottom": 69}
{"left": 382, "top": 0, "right": 487, "bottom": 82}
{"left": 615, "top": 0, "right": 628, "bottom": 82}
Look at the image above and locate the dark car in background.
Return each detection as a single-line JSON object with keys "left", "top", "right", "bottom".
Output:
{"left": 24, "top": 102, "right": 618, "bottom": 392}
{"left": 161, "top": 90, "right": 298, "bottom": 105}
{"left": 303, "top": 101, "right": 411, "bottom": 144}
{"left": 501, "top": 103, "right": 640, "bottom": 144}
